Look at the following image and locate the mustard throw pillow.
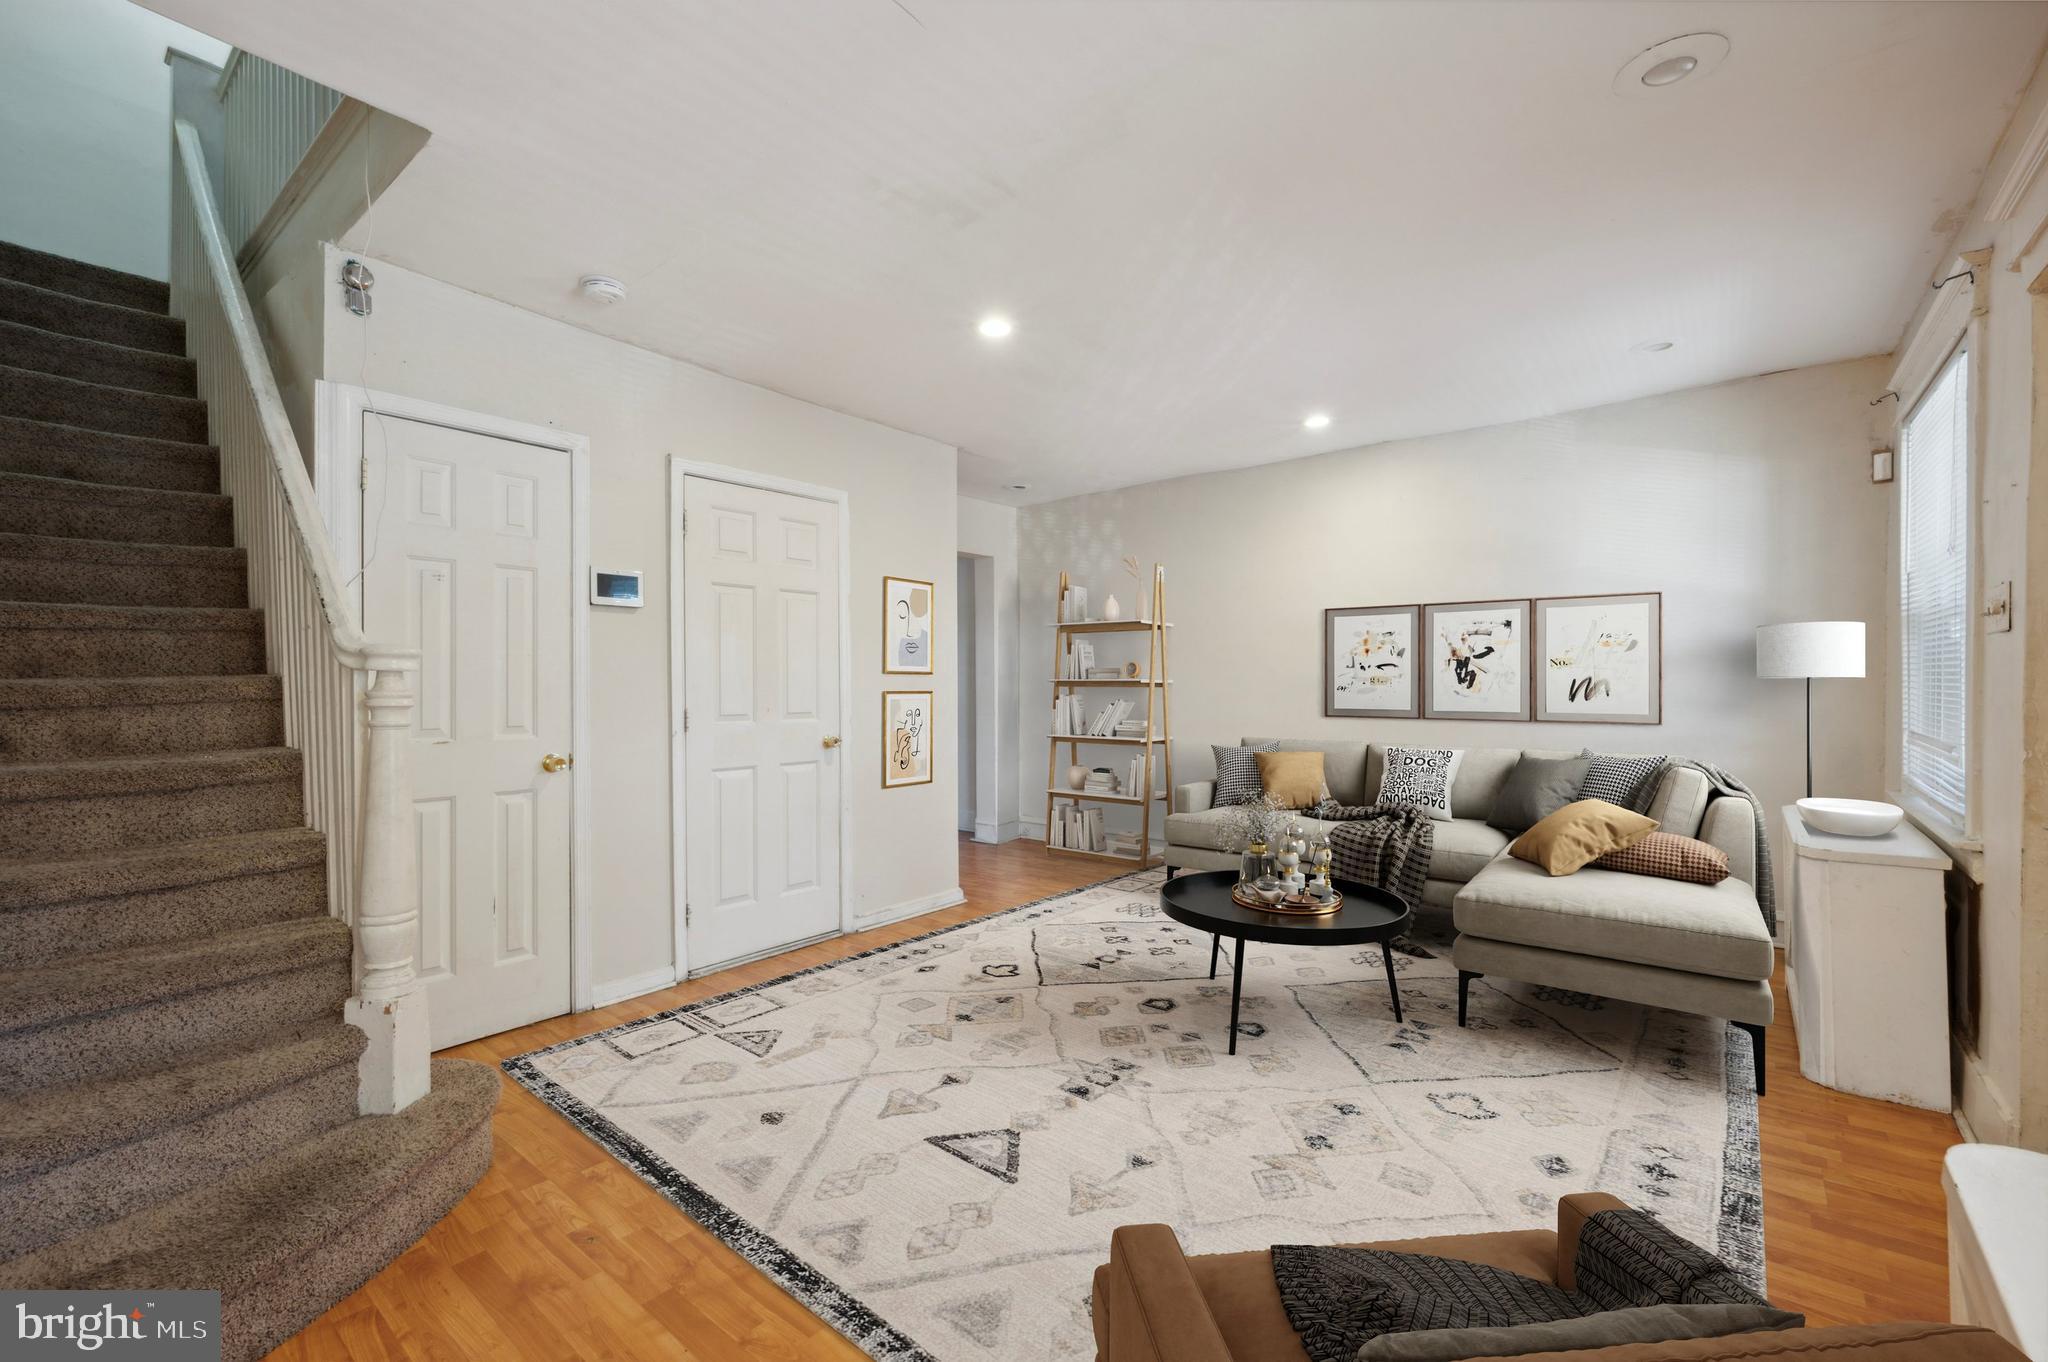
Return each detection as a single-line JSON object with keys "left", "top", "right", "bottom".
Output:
{"left": 1510, "top": 799, "right": 1657, "bottom": 876}
{"left": 1256, "top": 750, "right": 1328, "bottom": 810}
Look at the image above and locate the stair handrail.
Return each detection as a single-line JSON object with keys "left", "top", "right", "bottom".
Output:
{"left": 168, "top": 117, "right": 429, "bottom": 1115}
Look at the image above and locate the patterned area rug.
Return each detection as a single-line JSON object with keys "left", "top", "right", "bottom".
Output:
{"left": 505, "top": 869, "right": 1761, "bottom": 1362}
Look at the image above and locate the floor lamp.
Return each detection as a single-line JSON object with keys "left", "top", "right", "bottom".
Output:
{"left": 1756, "top": 621, "right": 1865, "bottom": 798}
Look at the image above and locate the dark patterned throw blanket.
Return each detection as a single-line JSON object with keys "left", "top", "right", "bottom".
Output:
{"left": 1273, "top": 1209, "right": 1782, "bottom": 1362}
{"left": 1308, "top": 802, "right": 1435, "bottom": 909}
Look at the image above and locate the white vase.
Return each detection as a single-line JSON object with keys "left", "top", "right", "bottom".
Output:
{"left": 1068, "top": 765, "right": 1088, "bottom": 790}
{"left": 1102, "top": 593, "right": 1121, "bottom": 621}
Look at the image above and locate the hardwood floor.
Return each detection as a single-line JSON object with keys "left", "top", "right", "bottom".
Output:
{"left": 270, "top": 836, "right": 1963, "bottom": 1360}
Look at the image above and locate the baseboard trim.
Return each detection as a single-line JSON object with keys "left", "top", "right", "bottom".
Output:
{"left": 1955, "top": 1042, "right": 2018, "bottom": 1144}
{"left": 854, "top": 886, "right": 965, "bottom": 932}
{"left": 590, "top": 966, "right": 679, "bottom": 1010}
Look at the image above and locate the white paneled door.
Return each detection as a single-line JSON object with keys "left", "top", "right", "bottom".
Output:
{"left": 363, "top": 416, "right": 574, "bottom": 1048}
{"left": 682, "top": 476, "right": 842, "bottom": 972}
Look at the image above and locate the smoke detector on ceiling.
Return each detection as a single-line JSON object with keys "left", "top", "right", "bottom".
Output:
{"left": 1613, "top": 33, "right": 1729, "bottom": 97}
{"left": 578, "top": 275, "right": 627, "bottom": 304}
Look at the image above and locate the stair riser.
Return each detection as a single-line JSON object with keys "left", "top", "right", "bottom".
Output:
{"left": 0, "top": 1060, "right": 358, "bottom": 1258}
{"left": 0, "top": 243, "right": 168, "bottom": 313}
{"left": 0, "top": 697, "right": 284, "bottom": 762}
{"left": 2, "top": 865, "right": 326, "bottom": 968}
{"left": 224, "top": 1117, "right": 492, "bottom": 1362}
{"left": 0, "top": 777, "right": 305, "bottom": 858}
{"left": 0, "top": 279, "right": 184, "bottom": 354}
{"left": 0, "top": 552, "right": 246, "bottom": 607}
{"left": 0, "top": 623, "right": 265, "bottom": 678}
{"left": 0, "top": 324, "right": 196, "bottom": 398}
{"left": 0, "top": 486, "right": 232, "bottom": 547}
{"left": 0, "top": 417, "right": 217, "bottom": 493}
{"left": 0, "top": 960, "right": 350, "bottom": 1097}
{"left": 0, "top": 369, "right": 207, "bottom": 442}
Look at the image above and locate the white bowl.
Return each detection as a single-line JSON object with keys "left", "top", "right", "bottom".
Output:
{"left": 1796, "top": 797, "right": 1904, "bottom": 838}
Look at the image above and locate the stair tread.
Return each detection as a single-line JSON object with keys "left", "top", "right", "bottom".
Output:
{"left": 0, "top": 242, "right": 169, "bottom": 313}
{"left": 0, "top": 1058, "right": 496, "bottom": 1295}
{"left": 0, "top": 360, "right": 205, "bottom": 410}
{"left": 0, "top": 530, "right": 243, "bottom": 565}
{"left": 0, "top": 915, "right": 350, "bottom": 1034}
{"left": 0, "top": 277, "right": 184, "bottom": 354}
{"left": 0, "top": 600, "right": 260, "bottom": 630}
{"left": 0, "top": 673, "right": 279, "bottom": 708}
{"left": 0, "top": 825, "right": 323, "bottom": 912}
{"left": 0, "top": 468, "right": 230, "bottom": 512}
{"left": 0, "top": 317, "right": 196, "bottom": 396}
{"left": 0, "top": 413, "right": 215, "bottom": 465}
{"left": 0, "top": 1020, "right": 365, "bottom": 1182}
{"left": 0, "top": 745, "right": 300, "bottom": 802}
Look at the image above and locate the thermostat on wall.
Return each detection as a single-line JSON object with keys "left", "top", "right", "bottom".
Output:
{"left": 590, "top": 568, "right": 643, "bottom": 608}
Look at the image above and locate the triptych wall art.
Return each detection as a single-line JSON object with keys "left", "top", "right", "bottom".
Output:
{"left": 1324, "top": 592, "right": 1661, "bottom": 724}
{"left": 882, "top": 576, "right": 934, "bottom": 787}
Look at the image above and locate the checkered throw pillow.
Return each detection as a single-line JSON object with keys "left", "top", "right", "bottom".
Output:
{"left": 1595, "top": 832, "right": 1729, "bottom": 885}
{"left": 1212, "top": 742, "right": 1280, "bottom": 806}
{"left": 1579, "top": 751, "right": 1666, "bottom": 813}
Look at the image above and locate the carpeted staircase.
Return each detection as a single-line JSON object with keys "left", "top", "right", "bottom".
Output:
{"left": 0, "top": 240, "right": 497, "bottom": 1360}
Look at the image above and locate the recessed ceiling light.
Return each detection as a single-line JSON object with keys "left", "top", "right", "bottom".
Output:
{"left": 977, "top": 315, "right": 1014, "bottom": 340}
{"left": 1634, "top": 340, "right": 1676, "bottom": 353}
{"left": 1302, "top": 412, "right": 1332, "bottom": 431}
{"left": 1614, "top": 33, "right": 1729, "bottom": 97}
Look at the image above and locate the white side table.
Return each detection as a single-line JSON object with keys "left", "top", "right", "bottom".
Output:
{"left": 1781, "top": 806, "right": 1951, "bottom": 1110}
{"left": 1945, "top": 1144, "right": 2048, "bottom": 1359}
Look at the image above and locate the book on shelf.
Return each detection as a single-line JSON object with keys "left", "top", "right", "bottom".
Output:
{"left": 1048, "top": 806, "right": 1107, "bottom": 852}
{"left": 1059, "top": 584, "right": 1090, "bottom": 624}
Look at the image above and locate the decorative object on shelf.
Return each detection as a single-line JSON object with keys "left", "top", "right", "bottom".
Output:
{"left": 1045, "top": 564, "right": 1173, "bottom": 865}
{"left": 882, "top": 576, "right": 934, "bottom": 674}
{"left": 1324, "top": 604, "right": 1421, "bottom": 718}
{"left": 1794, "top": 796, "right": 1903, "bottom": 838}
{"left": 1102, "top": 592, "right": 1122, "bottom": 621}
{"left": 881, "top": 689, "right": 932, "bottom": 787}
{"left": 1755, "top": 620, "right": 1864, "bottom": 797}
{"left": 1423, "top": 599, "right": 1530, "bottom": 720}
{"left": 1535, "top": 592, "right": 1662, "bottom": 724}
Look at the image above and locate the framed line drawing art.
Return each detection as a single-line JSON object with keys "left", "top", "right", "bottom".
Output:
{"left": 1324, "top": 604, "right": 1420, "bottom": 718}
{"left": 883, "top": 576, "right": 934, "bottom": 674}
{"left": 882, "top": 689, "right": 933, "bottom": 787}
{"left": 1422, "top": 599, "right": 1530, "bottom": 721}
{"left": 1535, "top": 592, "right": 1663, "bottom": 724}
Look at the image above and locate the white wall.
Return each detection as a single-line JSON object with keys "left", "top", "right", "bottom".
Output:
{"left": 320, "top": 248, "right": 961, "bottom": 999}
{"left": 0, "top": 0, "right": 228, "bottom": 279}
{"left": 1018, "top": 357, "right": 1894, "bottom": 888}
{"left": 959, "top": 496, "right": 1023, "bottom": 841}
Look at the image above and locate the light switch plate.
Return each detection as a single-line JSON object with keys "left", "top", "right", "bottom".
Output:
{"left": 1985, "top": 580, "right": 2012, "bottom": 633}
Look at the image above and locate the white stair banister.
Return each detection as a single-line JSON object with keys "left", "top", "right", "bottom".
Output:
{"left": 167, "top": 117, "right": 429, "bottom": 1114}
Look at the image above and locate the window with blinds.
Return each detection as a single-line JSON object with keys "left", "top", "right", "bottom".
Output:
{"left": 1898, "top": 342, "right": 1971, "bottom": 825}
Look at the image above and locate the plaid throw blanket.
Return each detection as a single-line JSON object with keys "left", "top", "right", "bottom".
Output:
{"left": 1273, "top": 1209, "right": 1784, "bottom": 1362}
{"left": 1660, "top": 759, "right": 1777, "bottom": 935}
{"left": 1308, "top": 802, "right": 1434, "bottom": 908}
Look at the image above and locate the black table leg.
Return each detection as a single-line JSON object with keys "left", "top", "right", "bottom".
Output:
{"left": 1209, "top": 933, "right": 1221, "bottom": 980}
{"left": 1381, "top": 944, "right": 1403, "bottom": 1024}
{"left": 1227, "top": 937, "right": 1246, "bottom": 1055}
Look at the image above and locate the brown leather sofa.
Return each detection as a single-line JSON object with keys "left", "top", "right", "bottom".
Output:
{"left": 1091, "top": 1193, "right": 2024, "bottom": 1362}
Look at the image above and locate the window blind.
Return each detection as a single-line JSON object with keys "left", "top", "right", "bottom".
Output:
{"left": 1898, "top": 344, "right": 1970, "bottom": 824}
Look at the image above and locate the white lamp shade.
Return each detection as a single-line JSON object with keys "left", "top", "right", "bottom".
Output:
{"left": 1756, "top": 621, "right": 1865, "bottom": 679}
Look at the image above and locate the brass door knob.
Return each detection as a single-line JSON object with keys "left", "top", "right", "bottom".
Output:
{"left": 822, "top": 735, "right": 842, "bottom": 749}
{"left": 541, "top": 753, "right": 573, "bottom": 773}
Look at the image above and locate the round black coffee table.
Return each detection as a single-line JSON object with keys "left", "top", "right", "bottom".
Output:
{"left": 1159, "top": 870, "right": 1412, "bottom": 1054}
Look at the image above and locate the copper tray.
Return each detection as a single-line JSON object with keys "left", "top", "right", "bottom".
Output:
{"left": 1231, "top": 883, "right": 1343, "bottom": 916}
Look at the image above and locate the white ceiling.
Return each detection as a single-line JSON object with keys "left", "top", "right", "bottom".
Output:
{"left": 143, "top": 0, "right": 2048, "bottom": 503}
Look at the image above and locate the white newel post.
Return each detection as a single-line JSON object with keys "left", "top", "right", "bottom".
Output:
{"left": 344, "top": 662, "right": 431, "bottom": 1114}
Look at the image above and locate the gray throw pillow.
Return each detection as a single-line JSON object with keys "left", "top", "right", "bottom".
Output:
{"left": 1352, "top": 1303, "right": 1806, "bottom": 1361}
{"left": 1578, "top": 750, "right": 1667, "bottom": 813}
{"left": 1487, "top": 755, "right": 1591, "bottom": 833}
{"left": 1212, "top": 742, "right": 1280, "bottom": 806}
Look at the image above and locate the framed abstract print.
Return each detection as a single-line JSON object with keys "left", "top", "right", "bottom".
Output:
{"left": 882, "top": 689, "right": 933, "bottom": 787}
{"left": 1422, "top": 599, "right": 1530, "bottom": 721}
{"left": 884, "top": 576, "right": 934, "bottom": 675}
{"left": 1535, "top": 592, "right": 1662, "bottom": 724}
{"left": 1324, "top": 605, "right": 1420, "bottom": 718}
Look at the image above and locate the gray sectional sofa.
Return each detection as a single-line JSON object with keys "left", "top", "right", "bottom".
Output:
{"left": 1165, "top": 738, "right": 1775, "bottom": 1089}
